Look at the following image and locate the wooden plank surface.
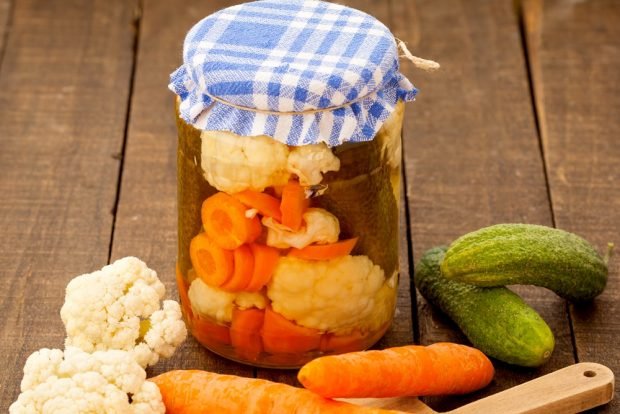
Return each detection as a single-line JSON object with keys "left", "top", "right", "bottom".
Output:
{"left": 523, "top": 0, "right": 620, "bottom": 411}
{"left": 109, "top": 0, "right": 253, "bottom": 378}
{"left": 0, "top": 0, "right": 10, "bottom": 62}
{"left": 0, "top": 0, "right": 138, "bottom": 410}
{"left": 1, "top": 0, "right": 618, "bottom": 412}
{"left": 394, "top": 0, "right": 577, "bottom": 411}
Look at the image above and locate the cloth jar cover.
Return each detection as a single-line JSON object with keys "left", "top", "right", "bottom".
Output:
{"left": 170, "top": 0, "right": 417, "bottom": 147}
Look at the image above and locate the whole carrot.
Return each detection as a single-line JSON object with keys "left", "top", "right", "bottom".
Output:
{"left": 298, "top": 342, "right": 494, "bottom": 398}
{"left": 150, "top": 370, "right": 407, "bottom": 414}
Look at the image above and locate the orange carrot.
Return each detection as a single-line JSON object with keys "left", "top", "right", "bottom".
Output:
{"left": 233, "top": 190, "right": 283, "bottom": 222}
{"left": 319, "top": 329, "right": 369, "bottom": 353}
{"left": 231, "top": 307, "right": 265, "bottom": 362}
{"left": 219, "top": 244, "right": 254, "bottom": 292}
{"left": 151, "top": 370, "right": 406, "bottom": 414}
{"left": 202, "top": 192, "right": 262, "bottom": 249}
{"left": 191, "top": 316, "right": 231, "bottom": 347}
{"left": 189, "top": 233, "right": 233, "bottom": 287}
{"left": 289, "top": 238, "right": 358, "bottom": 261}
{"left": 175, "top": 264, "right": 194, "bottom": 321}
{"left": 280, "top": 180, "right": 309, "bottom": 231}
{"left": 298, "top": 342, "right": 494, "bottom": 398}
{"left": 261, "top": 307, "right": 322, "bottom": 354}
{"left": 245, "top": 243, "right": 280, "bottom": 292}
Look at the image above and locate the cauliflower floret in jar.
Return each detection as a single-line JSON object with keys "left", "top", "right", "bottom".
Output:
{"left": 363, "top": 273, "right": 397, "bottom": 333}
{"left": 201, "top": 131, "right": 291, "bottom": 193}
{"left": 188, "top": 278, "right": 267, "bottom": 323}
{"left": 287, "top": 143, "right": 340, "bottom": 186}
{"left": 376, "top": 100, "right": 404, "bottom": 170}
{"left": 263, "top": 208, "right": 339, "bottom": 249}
{"left": 267, "top": 255, "right": 387, "bottom": 332}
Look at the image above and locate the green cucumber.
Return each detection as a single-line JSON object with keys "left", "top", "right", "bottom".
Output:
{"left": 415, "top": 247, "right": 555, "bottom": 367}
{"left": 441, "top": 224, "right": 608, "bottom": 302}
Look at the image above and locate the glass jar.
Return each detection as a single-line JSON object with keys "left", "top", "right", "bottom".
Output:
{"left": 175, "top": 100, "right": 404, "bottom": 368}
{"left": 170, "top": 0, "right": 417, "bottom": 368}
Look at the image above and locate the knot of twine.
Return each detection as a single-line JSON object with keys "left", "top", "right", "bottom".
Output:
{"left": 203, "top": 41, "right": 439, "bottom": 116}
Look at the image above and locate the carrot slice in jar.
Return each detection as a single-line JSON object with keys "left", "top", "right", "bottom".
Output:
{"left": 190, "top": 233, "right": 234, "bottom": 287}
{"left": 220, "top": 244, "right": 254, "bottom": 292}
{"left": 245, "top": 243, "right": 280, "bottom": 292}
{"left": 280, "top": 180, "right": 309, "bottom": 231}
{"left": 231, "top": 307, "right": 265, "bottom": 361}
{"left": 192, "top": 316, "right": 231, "bottom": 346}
{"left": 319, "top": 329, "right": 369, "bottom": 353}
{"left": 261, "top": 307, "right": 322, "bottom": 354}
{"left": 233, "top": 190, "right": 283, "bottom": 222}
{"left": 288, "top": 238, "right": 358, "bottom": 261}
{"left": 202, "top": 192, "right": 262, "bottom": 250}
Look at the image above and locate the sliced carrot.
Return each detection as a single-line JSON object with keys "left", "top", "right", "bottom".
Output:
{"left": 175, "top": 264, "right": 194, "bottom": 321}
{"left": 191, "top": 316, "right": 231, "bottom": 347}
{"left": 298, "top": 342, "right": 495, "bottom": 398}
{"left": 231, "top": 307, "right": 265, "bottom": 362}
{"left": 233, "top": 190, "right": 283, "bottom": 222}
{"left": 245, "top": 243, "right": 280, "bottom": 292}
{"left": 261, "top": 307, "right": 322, "bottom": 354}
{"left": 280, "top": 180, "right": 309, "bottom": 231}
{"left": 190, "top": 233, "right": 234, "bottom": 287}
{"left": 202, "top": 192, "right": 262, "bottom": 250}
{"left": 220, "top": 245, "right": 254, "bottom": 292}
{"left": 269, "top": 185, "right": 285, "bottom": 198}
{"left": 289, "top": 238, "right": 358, "bottom": 261}
{"left": 320, "top": 329, "right": 369, "bottom": 353}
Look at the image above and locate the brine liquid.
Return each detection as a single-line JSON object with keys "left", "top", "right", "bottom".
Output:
{"left": 176, "top": 101, "right": 404, "bottom": 367}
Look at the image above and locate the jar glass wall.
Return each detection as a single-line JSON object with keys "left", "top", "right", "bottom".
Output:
{"left": 175, "top": 101, "right": 405, "bottom": 368}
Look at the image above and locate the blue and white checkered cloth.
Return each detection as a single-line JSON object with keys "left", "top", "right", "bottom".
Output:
{"left": 170, "top": 0, "right": 417, "bottom": 147}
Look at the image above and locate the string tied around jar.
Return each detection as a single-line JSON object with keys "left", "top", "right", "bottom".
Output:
{"left": 396, "top": 39, "right": 441, "bottom": 72}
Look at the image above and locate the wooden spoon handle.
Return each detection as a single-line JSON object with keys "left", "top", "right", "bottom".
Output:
{"left": 450, "top": 362, "right": 614, "bottom": 414}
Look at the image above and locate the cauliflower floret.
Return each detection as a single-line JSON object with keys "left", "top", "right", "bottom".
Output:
{"left": 201, "top": 130, "right": 291, "bottom": 193}
{"left": 60, "top": 257, "right": 187, "bottom": 368}
{"left": 187, "top": 278, "right": 267, "bottom": 323}
{"left": 286, "top": 143, "right": 340, "bottom": 185}
{"left": 267, "top": 255, "right": 388, "bottom": 332}
{"left": 364, "top": 273, "right": 398, "bottom": 333}
{"left": 377, "top": 100, "right": 404, "bottom": 169}
{"left": 9, "top": 347, "right": 164, "bottom": 414}
{"left": 263, "top": 208, "right": 340, "bottom": 249}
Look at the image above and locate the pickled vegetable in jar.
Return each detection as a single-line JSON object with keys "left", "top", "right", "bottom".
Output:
{"left": 170, "top": 0, "right": 419, "bottom": 368}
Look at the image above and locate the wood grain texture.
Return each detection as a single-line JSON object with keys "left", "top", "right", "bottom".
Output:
{"left": 394, "top": 0, "right": 576, "bottom": 411}
{"left": 0, "top": 0, "right": 137, "bottom": 410}
{"left": 0, "top": 0, "right": 11, "bottom": 63}
{"left": 523, "top": 0, "right": 620, "bottom": 412}
{"left": 109, "top": 0, "right": 253, "bottom": 378}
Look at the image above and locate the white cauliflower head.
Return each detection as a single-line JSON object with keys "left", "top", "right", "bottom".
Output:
{"left": 286, "top": 143, "right": 340, "bottom": 185}
{"left": 201, "top": 130, "right": 291, "bottom": 193}
{"left": 9, "top": 347, "right": 164, "bottom": 414}
{"left": 267, "top": 255, "right": 391, "bottom": 332}
{"left": 263, "top": 208, "right": 340, "bottom": 249}
{"left": 60, "top": 257, "right": 187, "bottom": 368}
{"left": 187, "top": 278, "right": 267, "bottom": 323}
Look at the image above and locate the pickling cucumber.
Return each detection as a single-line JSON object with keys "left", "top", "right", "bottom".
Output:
{"left": 415, "top": 247, "right": 555, "bottom": 367}
{"left": 441, "top": 224, "right": 608, "bottom": 302}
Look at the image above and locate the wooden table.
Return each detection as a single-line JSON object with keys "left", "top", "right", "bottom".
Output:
{"left": 1, "top": 0, "right": 618, "bottom": 412}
